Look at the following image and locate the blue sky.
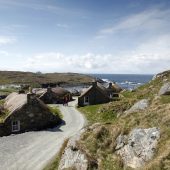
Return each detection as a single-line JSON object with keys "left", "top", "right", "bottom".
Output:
{"left": 0, "top": 0, "right": 170, "bottom": 74}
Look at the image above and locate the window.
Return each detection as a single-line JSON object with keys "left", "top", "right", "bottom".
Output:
{"left": 12, "top": 120, "right": 20, "bottom": 132}
{"left": 84, "top": 96, "right": 89, "bottom": 105}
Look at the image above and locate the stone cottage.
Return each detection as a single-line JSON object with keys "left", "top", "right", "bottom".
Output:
{"left": 78, "top": 82, "right": 122, "bottom": 106}
{"left": 78, "top": 82, "right": 110, "bottom": 106}
{"left": 105, "top": 82, "right": 122, "bottom": 98}
{"left": 37, "top": 87, "right": 72, "bottom": 104}
{"left": 0, "top": 92, "right": 61, "bottom": 136}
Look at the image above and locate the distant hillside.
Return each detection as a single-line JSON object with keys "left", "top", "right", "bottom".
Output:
{"left": 0, "top": 71, "right": 94, "bottom": 87}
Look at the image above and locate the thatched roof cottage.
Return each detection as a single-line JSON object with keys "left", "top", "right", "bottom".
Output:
{"left": 0, "top": 92, "right": 61, "bottom": 136}
{"left": 36, "top": 87, "right": 72, "bottom": 104}
{"left": 78, "top": 82, "right": 122, "bottom": 106}
{"left": 78, "top": 82, "right": 110, "bottom": 106}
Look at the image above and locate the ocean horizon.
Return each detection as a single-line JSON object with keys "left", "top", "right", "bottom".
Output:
{"left": 90, "top": 74, "right": 153, "bottom": 90}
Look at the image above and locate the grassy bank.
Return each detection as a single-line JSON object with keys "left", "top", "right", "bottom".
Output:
{"left": 43, "top": 139, "right": 69, "bottom": 170}
{"left": 77, "top": 72, "right": 170, "bottom": 169}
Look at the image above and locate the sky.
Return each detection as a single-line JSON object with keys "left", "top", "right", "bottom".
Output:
{"left": 0, "top": 0, "right": 170, "bottom": 74}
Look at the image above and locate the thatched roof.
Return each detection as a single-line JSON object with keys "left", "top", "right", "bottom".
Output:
{"left": 52, "top": 87, "right": 70, "bottom": 96}
{"left": 4, "top": 92, "right": 49, "bottom": 115}
{"left": 112, "top": 83, "right": 122, "bottom": 93}
{"left": 104, "top": 82, "right": 122, "bottom": 93}
{"left": 4, "top": 92, "right": 27, "bottom": 113}
{"left": 36, "top": 87, "right": 70, "bottom": 97}
{"left": 80, "top": 82, "right": 109, "bottom": 99}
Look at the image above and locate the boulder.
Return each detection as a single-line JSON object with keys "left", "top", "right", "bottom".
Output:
{"left": 158, "top": 82, "right": 170, "bottom": 95}
{"left": 125, "top": 99, "right": 149, "bottom": 114}
{"left": 116, "top": 127, "right": 160, "bottom": 169}
{"left": 59, "top": 130, "right": 88, "bottom": 170}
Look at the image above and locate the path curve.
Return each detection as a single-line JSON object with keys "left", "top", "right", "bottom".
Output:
{"left": 0, "top": 98, "right": 86, "bottom": 170}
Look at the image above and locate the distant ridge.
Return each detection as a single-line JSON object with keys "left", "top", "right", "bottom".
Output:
{"left": 0, "top": 71, "right": 94, "bottom": 86}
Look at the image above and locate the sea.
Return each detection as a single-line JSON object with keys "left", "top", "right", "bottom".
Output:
{"left": 65, "top": 74, "right": 153, "bottom": 92}
{"left": 90, "top": 74, "right": 154, "bottom": 90}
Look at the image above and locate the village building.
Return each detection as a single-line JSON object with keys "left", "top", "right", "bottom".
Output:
{"left": 36, "top": 87, "right": 72, "bottom": 104}
{"left": 0, "top": 92, "right": 61, "bottom": 136}
{"left": 104, "top": 82, "right": 122, "bottom": 98}
{"left": 78, "top": 82, "right": 110, "bottom": 106}
{"left": 78, "top": 81, "right": 122, "bottom": 106}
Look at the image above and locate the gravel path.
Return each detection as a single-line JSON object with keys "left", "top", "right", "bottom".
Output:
{"left": 0, "top": 99, "right": 86, "bottom": 170}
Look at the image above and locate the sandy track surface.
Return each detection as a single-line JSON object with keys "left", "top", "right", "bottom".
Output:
{"left": 0, "top": 99, "right": 85, "bottom": 170}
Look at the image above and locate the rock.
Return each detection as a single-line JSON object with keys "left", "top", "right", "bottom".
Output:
{"left": 116, "top": 127, "right": 160, "bottom": 169}
{"left": 125, "top": 99, "right": 149, "bottom": 114}
{"left": 115, "top": 134, "right": 128, "bottom": 150}
{"left": 58, "top": 130, "right": 88, "bottom": 170}
{"left": 158, "top": 82, "right": 170, "bottom": 95}
{"left": 153, "top": 70, "right": 170, "bottom": 80}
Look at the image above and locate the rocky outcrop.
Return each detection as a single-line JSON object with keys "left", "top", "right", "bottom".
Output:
{"left": 159, "top": 82, "right": 170, "bottom": 95}
{"left": 116, "top": 127, "right": 160, "bottom": 169}
{"left": 152, "top": 70, "right": 170, "bottom": 80}
{"left": 59, "top": 130, "right": 88, "bottom": 170}
{"left": 124, "top": 99, "right": 149, "bottom": 114}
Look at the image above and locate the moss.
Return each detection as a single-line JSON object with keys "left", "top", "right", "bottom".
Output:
{"left": 0, "top": 100, "right": 10, "bottom": 123}
{"left": 0, "top": 110, "right": 10, "bottom": 123}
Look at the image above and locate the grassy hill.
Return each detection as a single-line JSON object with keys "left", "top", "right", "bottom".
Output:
{"left": 77, "top": 70, "right": 170, "bottom": 170}
{"left": 0, "top": 71, "right": 94, "bottom": 87}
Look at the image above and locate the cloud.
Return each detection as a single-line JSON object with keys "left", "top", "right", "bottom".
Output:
{"left": 21, "top": 33, "right": 170, "bottom": 74}
{"left": 0, "top": 50, "right": 9, "bottom": 56}
{"left": 0, "top": 0, "right": 80, "bottom": 16}
{"left": 98, "top": 8, "right": 170, "bottom": 36}
{"left": 0, "top": 36, "right": 16, "bottom": 45}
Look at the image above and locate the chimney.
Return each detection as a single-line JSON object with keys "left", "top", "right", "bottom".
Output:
{"left": 27, "top": 86, "right": 36, "bottom": 103}
{"left": 109, "top": 82, "right": 112, "bottom": 88}
{"left": 47, "top": 86, "right": 52, "bottom": 93}
{"left": 29, "top": 86, "right": 33, "bottom": 93}
{"left": 27, "top": 93, "right": 36, "bottom": 104}
{"left": 92, "top": 81, "right": 97, "bottom": 87}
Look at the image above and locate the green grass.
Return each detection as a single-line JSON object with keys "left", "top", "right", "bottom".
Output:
{"left": 48, "top": 105, "right": 63, "bottom": 119}
{"left": 0, "top": 99, "right": 5, "bottom": 105}
{"left": 0, "top": 99, "right": 10, "bottom": 123}
{"left": 0, "top": 88, "right": 16, "bottom": 96}
{"left": 78, "top": 104, "right": 117, "bottom": 124}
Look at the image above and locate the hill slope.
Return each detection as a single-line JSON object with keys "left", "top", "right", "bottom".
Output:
{"left": 76, "top": 70, "right": 170, "bottom": 170}
{"left": 0, "top": 71, "right": 94, "bottom": 86}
